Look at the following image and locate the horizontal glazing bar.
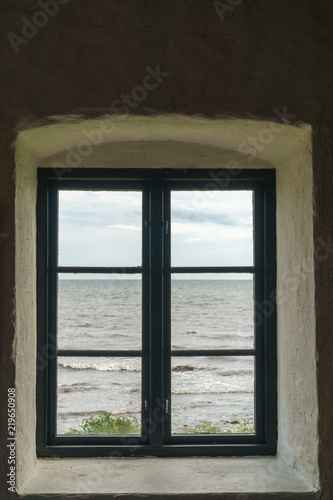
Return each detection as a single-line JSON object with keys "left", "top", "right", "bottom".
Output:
{"left": 57, "top": 350, "right": 142, "bottom": 357}
{"left": 171, "top": 349, "right": 255, "bottom": 357}
{"left": 170, "top": 267, "right": 255, "bottom": 274}
{"left": 57, "top": 267, "right": 142, "bottom": 274}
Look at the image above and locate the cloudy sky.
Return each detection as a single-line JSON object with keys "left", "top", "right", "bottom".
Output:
{"left": 58, "top": 189, "right": 253, "bottom": 279}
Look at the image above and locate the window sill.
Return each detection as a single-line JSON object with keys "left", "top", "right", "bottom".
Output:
{"left": 19, "top": 456, "right": 317, "bottom": 498}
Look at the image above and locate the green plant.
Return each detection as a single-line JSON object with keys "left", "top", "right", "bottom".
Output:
{"left": 182, "top": 420, "right": 222, "bottom": 434}
{"left": 223, "top": 415, "right": 255, "bottom": 434}
{"left": 67, "top": 411, "right": 140, "bottom": 435}
{"left": 182, "top": 415, "right": 254, "bottom": 435}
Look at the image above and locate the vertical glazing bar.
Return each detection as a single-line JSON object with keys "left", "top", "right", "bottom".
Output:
{"left": 253, "top": 185, "right": 265, "bottom": 442}
{"left": 149, "top": 178, "right": 164, "bottom": 446}
{"left": 47, "top": 182, "right": 58, "bottom": 442}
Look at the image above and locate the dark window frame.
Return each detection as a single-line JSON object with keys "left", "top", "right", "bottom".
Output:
{"left": 36, "top": 168, "right": 277, "bottom": 457}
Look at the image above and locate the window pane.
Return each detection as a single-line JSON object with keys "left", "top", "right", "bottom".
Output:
{"left": 171, "top": 356, "right": 254, "bottom": 435}
{"left": 57, "top": 274, "right": 142, "bottom": 350}
{"left": 57, "top": 357, "right": 141, "bottom": 435}
{"left": 171, "top": 190, "right": 253, "bottom": 267}
{"left": 59, "top": 190, "right": 142, "bottom": 266}
{"left": 171, "top": 275, "right": 254, "bottom": 350}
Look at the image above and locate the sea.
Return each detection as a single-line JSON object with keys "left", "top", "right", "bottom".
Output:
{"left": 57, "top": 279, "right": 255, "bottom": 435}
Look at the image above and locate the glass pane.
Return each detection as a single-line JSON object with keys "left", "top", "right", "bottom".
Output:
{"left": 57, "top": 357, "right": 141, "bottom": 435}
{"left": 171, "top": 356, "right": 254, "bottom": 435}
{"left": 59, "top": 190, "right": 142, "bottom": 266}
{"left": 58, "top": 274, "right": 142, "bottom": 350}
{"left": 171, "top": 275, "right": 254, "bottom": 350}
{"left": 171, "top": 190, "right": 253, "bottom": 267}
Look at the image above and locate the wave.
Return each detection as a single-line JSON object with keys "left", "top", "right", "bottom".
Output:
{"left": 172, "top": 387, "right": 253, "bottom": 394}
{"left": 197, "top": 332, "right": 253, "bottom": 339}
{"left": 172, "top": 366, "right": 253, "bottom": 377}
{"left": 172, "top": 365, "right": 207, "bottom": 372}
{"left": 218, "top": 369, "right": 254, "bottom": 377}
{"left": 58, "top": 360, "right": 140, "bottom": 371}
{"left": 58, "top": 382, "right": 96, "bottom": 393}
{"left": 75, "top": 323, "right": 103, "bottom": 329}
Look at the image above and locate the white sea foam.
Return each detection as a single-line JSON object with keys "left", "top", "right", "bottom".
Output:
{"left": 58, "top": 360, "right": 140, "bottom": 371}
{"left": 172, "top": 387, "right": 253, "bottom": 395}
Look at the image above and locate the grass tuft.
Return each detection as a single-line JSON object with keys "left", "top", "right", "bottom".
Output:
{"left": 67, "top": 411, "right": 140, "bottom": 435}
{"left": 182, "top": 416, "right": 254, "bottom": 434}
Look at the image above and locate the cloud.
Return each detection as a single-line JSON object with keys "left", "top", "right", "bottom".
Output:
{"left": 171, "top": 209, "right": 252, "bottom": 227}
{"left": 59, "top": 190, "right": 142, "bottom": 228}
{"left": 107, "top": 225, "right": 141, "bottom": 231}
{"left": 171, "top": 190, "right": 253, "bottom": 228}
{"left": 171, "top": 222, "right": 252, "bottom": 243}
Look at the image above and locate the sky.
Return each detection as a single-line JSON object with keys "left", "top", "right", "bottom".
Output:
{"left": 58, "top": 189, "right": 253, "bottom": 279}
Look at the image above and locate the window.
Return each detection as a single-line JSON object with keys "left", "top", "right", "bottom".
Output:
{"left": 36, "top": 167, "right": 276, "bottom": 457}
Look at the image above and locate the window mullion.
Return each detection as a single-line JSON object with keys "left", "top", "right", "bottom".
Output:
{"left": 149, "top": 178, "right": 165, "bottom": 447}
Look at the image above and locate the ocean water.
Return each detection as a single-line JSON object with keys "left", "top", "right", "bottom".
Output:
{"left": 57, "top": 279, "right": 255, "bottom": 435}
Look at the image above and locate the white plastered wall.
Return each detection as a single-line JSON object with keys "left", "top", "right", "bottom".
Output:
{"left": 14, "top": 115, "right": 317, "bottom": 495}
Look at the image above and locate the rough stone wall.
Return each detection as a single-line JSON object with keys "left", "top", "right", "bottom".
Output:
{"left": 1, "top": 1, "right": 333, "bottom": 498}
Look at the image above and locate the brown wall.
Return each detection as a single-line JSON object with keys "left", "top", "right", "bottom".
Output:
{"left": 1, "top": 1, "right": 333, "bottom": 498}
